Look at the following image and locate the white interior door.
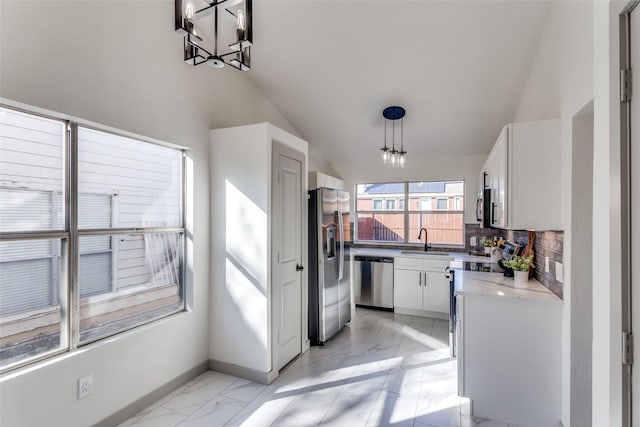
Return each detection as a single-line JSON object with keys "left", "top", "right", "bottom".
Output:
{"left": 272, "top": 143, "right": 303, "bottom": 371}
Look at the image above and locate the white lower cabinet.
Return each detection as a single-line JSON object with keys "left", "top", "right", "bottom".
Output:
{"left": 393, "top": 256, "right": 450, "bottom": 316}
{"left": 393, "top": 269, "right": 422, "bottom": 310}
{"left": 456, "top": 294, "right": 561, "bottom": 426}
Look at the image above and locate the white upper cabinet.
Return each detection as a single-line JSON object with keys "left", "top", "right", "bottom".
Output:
{"left": 309, "top": 171, "right": 344, "bottom": 190}
{"left": 482, "top": 119, "right": 561, "bottom": 231}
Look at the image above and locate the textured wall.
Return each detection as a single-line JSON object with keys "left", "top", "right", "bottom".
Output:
{"left": 465, "top": 224, "right": 564, "bottom": 299}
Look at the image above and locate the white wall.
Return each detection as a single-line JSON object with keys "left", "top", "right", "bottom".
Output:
{"left": 209, "top": 123, "right": 309, "bottom": 380}
{"left": 510, "top": 2, "right": 594, "bottom": 426}
{"left": 332, "top": 154, "right": 486, "bottom": 226}
{"left": 0, "top": 1, "right": 301, "bottom": 426}
{"left": 308, "top": 144, "right": 340, "bottom": 178}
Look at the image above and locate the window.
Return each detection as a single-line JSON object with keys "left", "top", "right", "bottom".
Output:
{"left": 385, "top": 199, "right": 395, "bottom": 210}
{"left": 454, "top": 197, "right": 462, "bottom": 211}
{"left": 0, "top": 105, "right": 185, "bottom": 371}
{"left": 373, "top": 199, "right": 382, "bottom": 210}
{"left": 420, "top": 198, "right": 431, "bottom": 210}
{"left": 356, "top": 180, "right": 464, "bottom": 245}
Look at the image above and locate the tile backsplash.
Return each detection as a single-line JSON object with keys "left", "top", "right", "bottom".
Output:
{"left": 465, "top": 224, "right": 564, "bottom": 299}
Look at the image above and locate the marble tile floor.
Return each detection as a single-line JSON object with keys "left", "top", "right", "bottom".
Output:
{"left": 118, "top": 308, "right": 515, "bottom": 427}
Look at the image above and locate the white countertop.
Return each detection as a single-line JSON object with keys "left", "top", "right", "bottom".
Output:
{"left": 454, "top": 270, "right": 562, "bottom": 306}
{"left": 350, "top": 247, "right": 496, "bottom": 263}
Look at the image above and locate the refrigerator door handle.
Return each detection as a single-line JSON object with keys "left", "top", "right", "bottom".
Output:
{"left": 337, "top": 210, "right": 344, "bottom": 281}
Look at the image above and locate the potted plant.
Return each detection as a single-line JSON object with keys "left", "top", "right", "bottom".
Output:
{"left": 502, "top": 255, "right": 535, "bottom": 286}
{"left": 480, "top": 237, "right": 493, "bottom": 255}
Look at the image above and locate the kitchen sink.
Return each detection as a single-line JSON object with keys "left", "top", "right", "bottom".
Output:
{"left": 400, "top": 250, "right": 452, "bottom": 257}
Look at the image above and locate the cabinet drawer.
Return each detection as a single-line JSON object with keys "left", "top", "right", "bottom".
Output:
{"left": 393, "top": 256, "right": 423, "bottom": 270}
{"left": 422, "top": 259, "right": 449, "bottom": 272}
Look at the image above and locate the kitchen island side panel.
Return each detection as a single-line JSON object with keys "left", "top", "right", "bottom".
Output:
{"left": 459, "top": 294, "right": 562, "bottom": 427}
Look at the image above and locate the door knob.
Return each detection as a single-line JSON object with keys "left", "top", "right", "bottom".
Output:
{"left": 296, "top": 264, "right": 304, "bottom": 272}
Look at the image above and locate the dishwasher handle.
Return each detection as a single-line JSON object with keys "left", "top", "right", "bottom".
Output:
{"left": 353, "top": 256, "right": 394, "bottom": 263}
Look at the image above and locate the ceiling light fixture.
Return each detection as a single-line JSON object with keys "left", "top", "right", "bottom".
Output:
{"left": 175, "top": 0, "right": 252, "bottom": 71}
{"left": 381, "top": 106, "right": 406, "bottom": 168}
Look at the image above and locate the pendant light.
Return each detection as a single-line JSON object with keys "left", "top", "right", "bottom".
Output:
{"left": 381, "top": 106, "right": 407, "bottom": 168}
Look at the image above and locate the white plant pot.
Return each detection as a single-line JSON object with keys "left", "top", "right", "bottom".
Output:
{"left": 484, "top": 246, "right": 492, "bottom": 255}
{"left": 513, "top": 270, "right": 529, "bottom": 287}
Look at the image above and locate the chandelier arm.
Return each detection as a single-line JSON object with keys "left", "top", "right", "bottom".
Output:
{"left": 193, "top": 0, "right": 230, "bottom": 16}
{"left": 186, "top": 41, "right": 213, "bottom": 57}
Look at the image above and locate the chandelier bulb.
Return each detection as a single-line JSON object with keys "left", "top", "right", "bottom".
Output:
{"left": 185, "top": 1, "right": 194, "bottom": 19}
{"left": 236, "top": 10, "right": 246, "bottom": 41}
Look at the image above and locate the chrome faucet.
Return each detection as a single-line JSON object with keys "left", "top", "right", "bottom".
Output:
{"left": 417, "top": 227, "right": 429, "bottom": 251}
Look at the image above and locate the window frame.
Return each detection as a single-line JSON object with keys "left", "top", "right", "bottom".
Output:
{"left": 0, "top": 103, "right": 188, "bottom": 373}
{"left": 355, "top": 180, "right": 465, "bottom": 247}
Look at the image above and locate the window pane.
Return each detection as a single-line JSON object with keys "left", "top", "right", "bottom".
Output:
{"left": 356, "top": 213, "right": 404, "bottom": 242}
{"left": 0, "top": 107, "right": 65, "bottom": 232}
{"left": 454, "top": 197, "right": 462, "bottom": 210}
{"left": 409, "top": 181, "right": 464, "bottom": 211}
{"left": 0, "top": 238, "right": 68, "bottom": 369}
{"left": 79, "top": 231, "right": 184, "bottom": 343}
{"left": 408, "top": 213, "right": 464, "bottom": 245}
{"left": 357, "top": 183, "right": 404, "bottom": 211}
{"left": 385, "top": 199, "right": 395, "bottom": 210}
{"left": 78, "top": 128, "right": 182, "bottom": 229}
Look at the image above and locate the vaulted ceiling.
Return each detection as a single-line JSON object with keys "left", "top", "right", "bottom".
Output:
{"left": 246, "top": 1, "right": 551, "bottom": 165}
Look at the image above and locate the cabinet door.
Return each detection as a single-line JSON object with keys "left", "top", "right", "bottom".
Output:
{"left": 393, "top": 269, "right": 422, "bottom": 310}
{"left": 494, "top": 126, "right": 508, "bottom": 228}
{"left": 423, "top": 271, "right": 450, "bottom": 313}
{"left": 486, "top": 148, "right": 498, "bottom": 227}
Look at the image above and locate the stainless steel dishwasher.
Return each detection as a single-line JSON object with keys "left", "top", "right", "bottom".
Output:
{"left": 353, "top": 256, "right": 394, "bottom": 310}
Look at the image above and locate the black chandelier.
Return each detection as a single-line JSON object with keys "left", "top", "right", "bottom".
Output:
{"left": 380, "top": 106, "right": 407, "bottom": 168}
{"left": 175, "top": 0, "right": 252, "bottom": 71}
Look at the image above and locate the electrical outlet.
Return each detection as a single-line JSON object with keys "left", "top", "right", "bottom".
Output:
{"left": 555, "top": 262, "right": 563, "bottom": 283}
{"left": 78, "top": 374, "right": 94, "bottom": 399}
{"left": 545, "top": 257, "right": 550, "bottom": 273}
{"left": 470, "top": 236, "right": 477, "bottom": 246}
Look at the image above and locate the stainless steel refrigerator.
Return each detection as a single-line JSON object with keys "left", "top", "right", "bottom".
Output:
{"left": 308, "top": 188, "right": 351, "bottom": 345}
